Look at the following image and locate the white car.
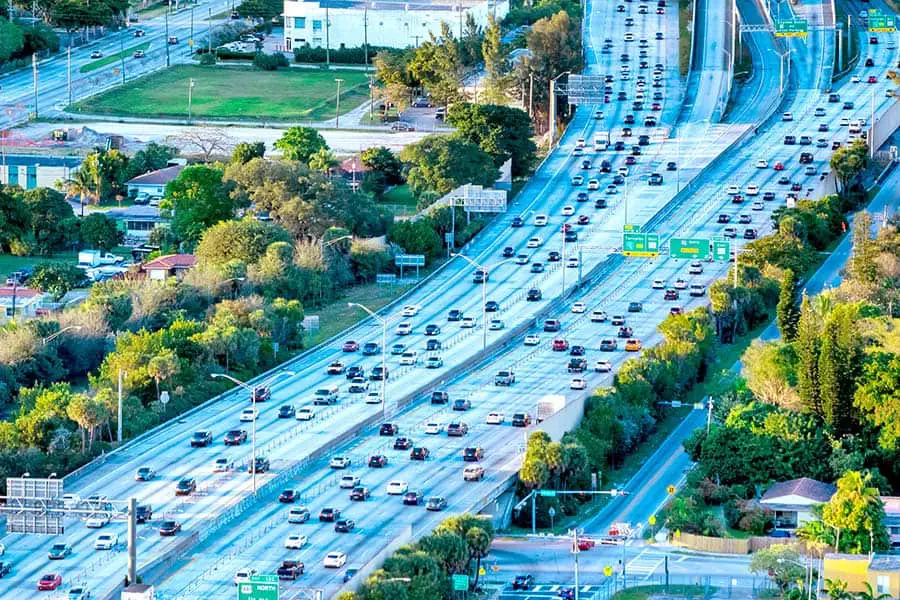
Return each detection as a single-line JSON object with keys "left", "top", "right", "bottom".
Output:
{"left": 489, "top": 319, "right": 504, "bottom": 330}
{"left": 594, "top": 360, "right": 613, "bottom": 373}
{"left": 330, "top": 456, "right": 351, "bottom": 469}
{"left": 234, "top": 568, "right": 258, "bottom": 585}
{"left": 782, "top": 112, "right": 793, "bottom": 121}
{"left": 460, "top": 317, "right": 476, "bottom": 328}
{"left": 726, "top": 185, "right": 740, "bottom": 195}
{"left": 590, "top": 310, "right": 607, "bottom": 322}
{"left": 85, "top": 515, "right": 109, "bottom": 529}
{"left": 534, "top": 214, "right": 548, "bottom": 226}
{"left": 673, "top": 278, "right": 688, "bottom": 290}
{"left": 339, "top": 475, "right": 360, "bottom": 489}
{"left": 755, "top": 159, "right": 768, "bottom": 168}
{"left": 62, "top": 494, "right": 80, "bottom": 509}
{"left": 284, "top": 534, "right": 308, "bottom": 549}
{"left": 689, "top": 284, "right": 706, "bottom": 297}
{"left": 399, "top": 351, "right": 418, "bottom": 365}
{"left": 396, "top": 322, "right": 413, "bottom": 335}
{"left": 588, "top": 178, "right": 601, "bottom": 190}
{"left": 424, "top": 422, "right": 443, "bottom": 435}
{"left": 296, "top": 407, "right": 315, "bottom": 421}
{"left": 652, "top": 279, "right": 665, "bottom": 289}
{"left": 839, "top": 117, "right": 850, "bottom": 127}
{"left": 624, "top": 32, "right": 635, "bottom": 41}
{"left": 213, "top": 457, "right": 230, "bottom": 472}
{"left": 526, "top": 237, "right": 543, "bottom": 248}
{"left": 570, "top": 378, "right": 588, "bottom": 390}
{"left": 239, "top": 407, "right": 258, "bottom": 422}
{"left": 365, "top": 391, "right": 381, "bottom": 404}
{"left": 617, "top": 166, "right": 629, "bottom": 177}
{"left": 401, "top": 304, "right": 420, "bottom": 317}
{"left": 752, "top": 201, "right": 765, "bottom": 211}
{"left": 688, "top": 261, "right": 704, "bottom": 275}
{"left": 566, "top": 257, "right": 579, "bottom": 269}
{"left": 386, "top": 480, "right": 409, "bottom": 495}
{"left": 94, "top": 533, "right": 117, "bottom": 550}
{"left": 746, "top": 184, "right": 759, "bottom": 196}
{"left": 571, "top": 175, "right": 584, "bottom": 186}
{"left": 486, "top": 412, "right": 505, "bottom": 424}
{"left": 571, "top": 302, "right": 587, "bottom": 313}
{"left": 575, "top": 138, "right": 585, "bottom": 148}
{"left": 524, "top": 334, "right": 541, "bottom": 345}
{"left": 605, "top": 184, "right": 617, "bottom": 195}
{"left": 323, "top": 551, "right": 347, "bottom": 569}
{"left": 572, "top": 147, "right": 583, "bottom": 156}
{"left": 562, "top": 205, "right": 575, "bottom": 216}
{"left": 851, "top": 75, "right": 861, "bottom": 83}
{"left": 287, "top": 507, "right": 310, "bottom": 523}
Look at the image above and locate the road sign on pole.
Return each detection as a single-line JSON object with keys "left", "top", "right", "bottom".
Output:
{"left": 237, "top": 575, "right": 279, "bottom": 600}
{"left": 712, "top": 240, "right": 731, "bottom": 262}
{"left": 774, "top": 18, "right": 808, "bottom": 36}
{"left": 622, "top": 232, "right": 659, "bottom": 257}
{"left": 669, "top": 238, "right": 710, "bottom": 259}
{"left": 868, "top": 10, "right": 897, "bottom": 32}
{"left": 452, "top": 574, "right": 469, "bottom": 591}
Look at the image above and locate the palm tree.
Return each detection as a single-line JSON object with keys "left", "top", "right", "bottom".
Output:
{"left": 825, "top": 578, "right": 853, "bottom": 600}
{"left": 65, "top": 168, "right": 96, "bottom": 215}
{"left": 466, "top": 526, "right": 491, "bottom": 591}
{"left": 856, "top": 582, "right": 890, "bottom": 600}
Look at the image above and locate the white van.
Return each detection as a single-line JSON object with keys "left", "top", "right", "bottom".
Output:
{"left": 312, "top": 385, "right": 339, "bottom": 405}
{"left": 849, "top": 120, "right": 862, "bottom": 134}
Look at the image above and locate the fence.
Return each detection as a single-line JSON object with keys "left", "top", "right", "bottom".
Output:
{"left": 590, "top": 574, "right": 778, "bottom": 600}
{"left": 672, "top": 531, "right": 812, "bottom": 555}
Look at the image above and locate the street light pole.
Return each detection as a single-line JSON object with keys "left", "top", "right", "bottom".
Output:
{"left": 42, "top": 325, "right": 84, "bottom": 345}
{"left": 451, "top": 254, "right": 514, "bottom": 351}
{"left": 348, "top": 303, "right": 388, "bottom": 411}
{"left": 210, "top": 371, "right": 296, "bottom": 494}
{"left": 335, "top": 78, "right": 344, "bottom": 128}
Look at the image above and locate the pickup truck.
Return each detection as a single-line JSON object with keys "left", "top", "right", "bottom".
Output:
{"left": 277, "top": 559, "right": 305, "bottom": 580}
{"left": 494, "top": 370, "right": 515, "bottom": 386}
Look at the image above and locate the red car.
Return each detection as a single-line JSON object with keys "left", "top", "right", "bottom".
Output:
{"left": 341, "top": 340, "right": 360, "bottom": 352}
{"left": 670, "top": 306, "right": 683, "bottom": 316}
{"left": 773, "top": 162, "right": 785, "bottom": 171}
{"left": 577, "top": 537, "right": 596, "bottom": 551}
{"left": 651, "top": 102, "right": 662, "bottom": 111}
{"left": 867, "top": 75, "right": 877, "bottom": 83}
{"left": 551, "top": 338, "right": 569, "bottom": 351}
{"left": 38, "top": 574, "right": 62, "bottom": 591}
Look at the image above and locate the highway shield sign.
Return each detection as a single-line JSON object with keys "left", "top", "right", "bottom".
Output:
{"left": 712, "top": 240, "right": 731, "bottom": 262}
{"left": 669, "top": 238, "right": 710, "bottom": 259}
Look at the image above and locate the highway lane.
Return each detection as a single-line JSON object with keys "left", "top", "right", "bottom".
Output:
{"left": 726, "top": 0, "right": 783, "bottom": 124}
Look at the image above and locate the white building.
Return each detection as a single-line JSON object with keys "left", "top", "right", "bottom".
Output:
{"left": 760, "top": 477, "right": 837, "bottom": 531}
{"left": 0, "top": 155, "right": 82, "bottom": 190}
{"left": 282, "top": 0, "right": 509, "bottom": 51}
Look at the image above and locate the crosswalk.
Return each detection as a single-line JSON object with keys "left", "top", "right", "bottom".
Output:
{"left": 624, "top": 549, "right": 668, "bottom": 580}
{"left": 500, "top": 584, "right": 605, "bottom": 600}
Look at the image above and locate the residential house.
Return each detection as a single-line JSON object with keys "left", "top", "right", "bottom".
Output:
{"left": 125, "top": 165, "right": 185, "bottom": 199}
{"left": 759, "top": 477, "right": 837, "bottom": 530}
{"left": 0, "top": 287, "right": 48, "bottom": 322}
{"left": 340, "top": 156, "right": 368, "bottom": 191}
{"left": 103, "top": 205, "right": 169, "bottom": 247}
{"left": 141, "top": 254, "right": 197, "bottom": 281}
{"left": 883, "top": 496, "right": 900, "bottom": 552}
{"left": 824, "top": 554, "right": 900, "bottom": 597}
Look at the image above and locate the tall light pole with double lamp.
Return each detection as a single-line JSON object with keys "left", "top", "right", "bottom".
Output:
{"left": 451, "top": 254, "right": 514, "bottom": 351}
{"left": 348, "top": 302, "right": 388, "bottom": 410}
{"left": 210, "top": 370, "right": 296, "bottom": 494}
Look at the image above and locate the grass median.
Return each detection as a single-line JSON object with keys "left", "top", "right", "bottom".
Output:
{"left": 80, "top": 42, "right": 152, "bottom": 74}
{"left": 679, "top": 0, "right": 694, "bottom": 77}
{"left": 70, "top": 65, "right": 370, "bottom": 121}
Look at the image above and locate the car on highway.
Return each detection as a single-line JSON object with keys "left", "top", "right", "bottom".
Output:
{"left": 570, "top": 175, "right": 584, "bottom": 186}
{"left": 279, "top": 489, "right": 299, "bottom": 503}
{"left": 610, "top": 314, "right": 626, "bottom": 325}
{"left": 368, "top": 454, "right": 389, "bottom": 468}
{"left": 239, "top": 407, "right": 257, "bottom": 422}
{"left": 463, "top": 465, "right": 485, "bottom": 481}
{"left": 324, "top": 551, "right": 347, "bottom": 568}
{"left": 426, "top": 496, "right": 448, "bottom": 511}
{"left": 335, "top": 519, "right": 356, "bottom": 532}
{"left": 527, "top": 237, "right": 543, "bottom": 248}
{"left": 295, "top": 406, "right": 316, "bottom": 421}
{"left": 463, "top": 447, "right": 484, "bottom": 462}
{"left": 510, "top": 216, "right": 524, "bottom": 228}
{"left": 48, "top": 543, "right": 72, "bottom": 560}
{"left": 340, "top": 475, "right": 360, "bottom": 489}
{"left": 600, "top": 339, "right": 618, "bottom": 351}
{"left": 717, "top": 214, "right": 731, "bottom": 224}
{"left": 738, "top": 214, "right": 752, "bottom": 224}
{"left": 224, "top": 429, "right": 248, "bottom": 446}
{"left": 628, "top": 301, "right": 642, "bottom": 313}
{"left": 570, "top": 378, "right": 588, "bottom": 390}
{"left": 159, "top": 520, "right": 181, "bottom": 536}
{"left": 664, "top": 289, "right": 679, "bottom": 301}
{"left": 552, "top": 338, "right": 569, "bottom": 351}
{"left": 617, "top": 326, "right": 633, "bottom": 339}
{"left": 410, "top": 446, "right": 430, "bottom": 460}
{"left": 403, "top": 491, "right": 424, "bottom": 506}
{"left": 513, "top": 575, "right": 535, "bottom": 590}
{"left": 327, "top": 360, "right": 345, "bottom": 375}
{"left": 393, "top": 436, "right": 413, "bottom": 450}
{"left": 744, "top": 228, "right": 758, "bottom": 239}
{"left": 594, "top": 359, "right": 613, "bottom": 373}
{"left": 319, "top": 507, "right": 342, "bottom": 522}
{"left": 689, "top": 284, "right": 706, "bottom": 297}
{"left": 400, "top": 304, "right": 420, "bottom": 317}
{"left": 190, "top": 430, "right": 213, "bottom": 447}
{"left": 752, "top": 201, "right": 765, "bottom": 211}
{"left": 362, "top": 341, "right": 380, "bottom": 355}
{"left": 379, "top": 423, "right": 399, "bottom": 435}
{"left": 486, "top": 412, "right": 505, "bottom": 424}
{"left": 175, "top": 477, "right": 196, "bottom": 496}
{"left": 350, "top": 486, "right": 371, "bottom": 501}
{"left": 341, "top": 340, "right": 360, "bottom": 352}
{"left": 94, "top": 533, "right": 117, "bottom": 550}
{"left": 448, "top": 422, "right": 469, "bottom": 436}
{"left": 38, "top": 573, "right": 63, "bottom": 591}
{"left": 135, "top": 466, "right": 155, "bottom": 481}
{"left": 625, "top": 339, "right": 643, "bottom": 352}
{"left": 395, "top": 322, "right": 412, "bottom": 335}
{"left": 511, "top": 413, "right": 532, "bottom": 427}
{"left": 278, "top": 404, "right": 296, "bottom": 419}
{"left": 284, "top": 534, "right": 308, "bottom": 549}
{"left": 526, "top": 288, "right": 542, "bottom": 301}
{"left": 688, "top": 261, "right": 704, "bottom": 274}
{"left": 453, "top": 398, "right": 472, "bottom": 411}
{"left": 288, "top": 507, "right": 310, "bottom": 523}
{"left": 330, "top": 456, "right": 351, "bottom": 469}
{"left": 85, "top": 514, "right": 109, "bottom": 528}
{"left": 746, "top": 184, "right": 759, "bottom": 196}
{"left": 424, "top": 422, "right": 443, "bottom": 434}
{"left": 387, "top": 480, "right": 409, "bottom": 495}
{"left": 212, "top": 457, "right": 230, "bottom": 472}
{"left": 591, "top": 310, "right": 608, "bottom": 322}
{"left": 425, "top": 356, "right": 444, "bottom": 369}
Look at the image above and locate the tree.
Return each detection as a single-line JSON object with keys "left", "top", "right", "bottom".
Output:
{"left": 360, "top": 146, "right": 404, "bottom": 185}
{"left": 418, "top": 533, "right": 468, "bottom": 574}
{"left": 742, "top": 342, "right": 800, "bottom": 409}
{"left": 854, "top": 352, "right": 900, "bottom": 452}
{"left": 66, "top": 393, "right": 104, "bottom": 453}
{"left": 274, "top": 126, "right": 328, "bottom": 163}
{"left": 170, "top": 126, "right": 233, "bottom": 162}
{"left": 481, "top": 15, "right": 511, "bottom": 103}
{"left": 400, "top": 135, "right": 499, "bottom": 200}
{"left": 22, "top": 187, "right": 77, "bottom": 254}
{"left": 308, "top": 147, "right": 338, "bottom": 173}
{"left": 824, "top": 579, "right": 853, "bottom": 600}
{"left": 65, "top": 165, "right": 96, "bottom": 209}
{"left": 388, "top": 220, "right": 443, "bottom": 259}
{"left": 79, "top": 213, "right": 122, "bottom": 250}
{"left": 0, "top": 187, "right": 29, "bottom": 252}
{"left": 795, "top": 293, "right": 821, "bottom": 415}
{"left": 0, "top": 18, "right": 25, "bottom": 63}
{"left": 124, "top": 142, "right": 178, "bottom": 180}
{"left": 848, "top": 212, "right": 878, "bottom": 285}
{"left": 29, "top": 263, "right": 86, "bottom": 301}
{"left": 776, "top": 269, "right": 800, "bottom": 341}
{"left": 162, "top": 165, "right": 236, "bottom": 243}
{"left": 830, "top": 140, "right": 868, "bottom": 195}
{"left": 231, "top": 141, "right": 266, "bottom": 164}
{"left": 466, "top": 526, "right": 491, "bottom": 589}
{"left": 750, "top": 545, "right": 805, "bottom": 590}
{"left": 146, "top": 350, "right": 179, "bottom": 403}
{"left": 194, "top": 218, "right": 291, "bottom": 267}
{"left": 821, "top": 470, "right": 890, "bottom": 554}
{"left": 82, "top": 280, "right": 133, "bottom": 331}
{"left": 408, "top": 23, "right": 466, "bottom": 106}
{"left": 447, "top": 103, "right": 537, "bottom": 177}
{"left": 236, "top": 0, "right": 282, "bottom": 20}
{"left": 857, "top": 582, "right": 891, "bottom": 600}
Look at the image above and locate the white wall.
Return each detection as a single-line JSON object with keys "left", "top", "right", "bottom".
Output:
{"left": 283, "top": 0, "right": 509, "bottom": 50}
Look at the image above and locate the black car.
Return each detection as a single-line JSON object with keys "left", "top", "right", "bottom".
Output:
{"left": 576, "top": 192, "right": 589, "bottom": 202}
{"left": 430, "top": 390, "right": 449, "bottom": 404}
{"left": 224, "top": 429, "right": 248, "bottom": 446}
{"left": 463, "top": 447, "right": 484, "bottom": 461}
{"left": 570, "top": 345, "right": 586, "bottom": 356}
{"left": 347, "top": 365, "right": 366, "bottom": 379}
{"left": 334, "top": 519, "right": 356, "bottom": 532}
{"left": 426, "top": 339, "right": 442, "bottom": 351}
{"left": 159, "top": 520, "right": 181, "bottom": 536}
{"left": 828, "top": 93, "right": 841, "bottom": 103}
{"left": 369, "top": 366, "right": 389, "bottom": 380}
{"left": 403, "top": 491, "right": 424, "bottom": 506}
{"left": 614, "top": 141, "right": 626, "bottom": 151}
{"left": 763, "top": 192, "right": 776, "bottom": 201}
{"left": 426, "top": 496, "right": 447, "bottom": 511}
{"left": 250, "top": 456, "right": 270, "bottom": 473}
{"left": 279, "top": 489, "right": 298, "bottom": 503}
{"left": 502, "top": 246, "right": 515, "bottom": 258}
{"left": 717, "top": 214, "right": 731, "bottom": 223}
{"left": 865, "top": 57, "right": 874, "bottom": 67}
{"left": 175, "top": 477, "right": 196, "bottom": 496}
{"left": 448, "top": 309, "right": 463, "bottom": 321}
{"left": 513, "top": 575, "right": 535, "bottom": 590}
{"left": 190, "top": 430, "right": 213, "bottom": 447}
{"left": 618, "top": 326, "right": 633, "bottom": 338}
{"left": 411, "top": 447, "right": 430, "bottom": 460}
{"left": 564, "top": 230, "right": 578, "bottom": 242}
{"left": 319, "top": 508, "right": 341, "bottom": 522}
{"left": 531, "top": 262, "right": 545, "bottom": 274}
{"left": 843, "top": 101, "right": 854, "bottom": 110}
{"left": 628, "top": 301, "right": 643, "bottom": 313}
{"left": 453, "top": 399, "right": 471, "bottom": 411}
{"left": 350, "top": 487, "right": 370, "bottom": 501}
{"left": 424, "top": 324, "right": 441, "bottom": 336}
{"left": 393, "top": 436, "right": 413, "bottom": 450}
{"left": 379, "top": 423, "right": 399, "bottom": 436}
{"left": 362, "top": 342, "right": 380, "bottom": 355}
{"left": 526, "top": 289, "right": 542, "bottom": 301}
{"left": 784, "top": 135, "right": 796, "bottom": 145}
{"left": 599, "top": 160, "right": 612, "bottom": 173}
{"left": 594, "top": 198, "right": 608, "bottom": 209}
{"left": 368, "top": 454, "right": 388, "bottom": 468}
{"left": 511, "top": 216, "right": 524, "bottom": 228}
{"left": 547, "top": 251, "right": 561, "bottom": 262}
{"left": 252, "top": 386, "right": 271, "bottom": 402}
{"left": 135, "top": 504, "right": 153, "bottom": 523}
{"left": 638, "top": 134, "right": 650, "bottom": 146}
{"left": 624, "top": 114, "right": 635, "bottom": 124}
{"left": 278, "top": 405, "right": 296, "bottom": 418}
{"left": 613, "top": 174, "right": 625, "bottom": 185}
{"left": 743, "top": 228, "right": 757, "bottom": 239}
{"left": 447, "top": 422, "right": 469, "bottom": 436}
{"left": 511, "top": 413, "right": 532, "bottom": 427}
{"left": 485, "top": 300, "right": 500, "bottom": 312}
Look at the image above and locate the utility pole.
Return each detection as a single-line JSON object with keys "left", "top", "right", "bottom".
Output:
{"left": 187, "top": 78, "right": 195, "bottom": 122}
{"left": 870, "top": 89, "right": 876, "bottom": 159}
{"left": 32, "top": 54, "right": 38, "bottom": 119}
{"left": 363, "top": 1, "right": 369, "bottom": 71}
{"left": 67, "top": 46, "right": 72, "bottom": 106}
{"left": 570, "top": 529, "right": 581, "bottom": 600}
{"left": 208, "top": 8, "right": 212, "bottom": 53}
{"left": 706, "top": 396, "right": 714, "bottom": 434}
{"left": 127, "top": 497, "right": 137, "bottom": 585}
{"left": 548, "top": 78, "right": 556, "bottom": 143}
{"left": 119, "top": 35, "right": 126, "bottom": 84}
{"left": 733, "top": 246, "right": 740, "bottom": 288}
{"left": 837, "top": 26, "right": 842, "bottom": 70}
{"left": 165, "top": 6, "right": 171, "bottom": 67}
{"left": 335, "top": 78, "right": 343, "bottom": 127}
{"left": 528, "top": 73, "right": 534, "bottom": 117}
{"left": 190, "top": 5, "right": 194, "bottom": 58}
{"left": 325, "top": 3, "right": 331, "bottom": 68}
{"left": 458, "top": 0, "right": 463, "bottom": 39}
{"left": 117, "top": 370, "right": 124, "bottom": 443}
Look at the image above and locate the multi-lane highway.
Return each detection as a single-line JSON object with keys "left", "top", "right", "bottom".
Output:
{"left": 0, "top": 0, "right": 897, "bottom": 597}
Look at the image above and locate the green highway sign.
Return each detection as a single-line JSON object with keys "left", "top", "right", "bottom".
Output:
{"left": 774, "top": 18, "right": 808, "bottom": 37}
{"left": 669, "top": 238, "right": 710, "bottom": 260}
{"left": 237, "top": 575, "right": 279, "bottom": 600}
{"left": 712, "top": 240, "right": 731, "bottom": 262}
{"left": 868, "top": 10, "right": 896, "bottom": 32}
{"left": 623, "top": 224, "right": 642, "bottom": 232}
{"left": 452, "top": 574, "right": 470, "bottom": 591}
{"left": 623, "top": 232, "right": 660, "bottom": 257}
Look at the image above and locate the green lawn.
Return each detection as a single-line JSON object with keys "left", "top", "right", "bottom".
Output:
{"left": 0, "top": 252, "right": 78, "bottom": 279}
{"left": 80, "top": 42, "right": 151, "bottom": 74}
{"left": 70, "top": 65, "right": 371, "bottom": 121}
{"left": 679, "top": 0, "right": 694, "bottom": 77}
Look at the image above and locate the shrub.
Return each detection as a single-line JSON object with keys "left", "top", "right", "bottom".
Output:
{"left": 293, "top": 43, "right": 389, "bottom": 64}
{"left": 253, "top": 52, "right": 286, "bottom": 70}
{"left": 199, "top": 52, "right": 217, "bottom": 65}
